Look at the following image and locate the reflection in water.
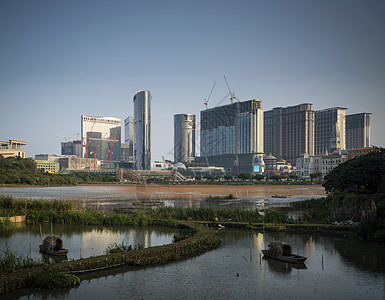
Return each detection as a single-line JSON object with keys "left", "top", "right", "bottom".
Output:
{"left": 333, "top": 238, "right": 385, "bottom": 274}
{"left": 4, "top": 229, "right": 385, "bottom": 300}
{"left": 264, "top": 257, "right": 307, "bottom": 274}
{"left": 0, "top": 224, "right": 177, "bottom": 262}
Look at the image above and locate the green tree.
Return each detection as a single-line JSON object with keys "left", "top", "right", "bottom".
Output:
{"left": 323, "top": 150, "right": 385, "bottom": 193}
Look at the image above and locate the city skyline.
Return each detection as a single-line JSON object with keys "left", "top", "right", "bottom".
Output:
{"left": 1, "top": 0, "right": 384, "bottom": 161}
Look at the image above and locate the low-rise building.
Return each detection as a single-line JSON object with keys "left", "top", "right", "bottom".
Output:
{"left": 296, "top": 151, "right": 348, "bottom": 179}
{"left": 347, "top": 147, "right": 377, "bottom": 160}
{"left": 0, "top": 140, "right": 27, "bottom": 158}
{"left": 35, "top": 160, "right": 59, "bottom": 173}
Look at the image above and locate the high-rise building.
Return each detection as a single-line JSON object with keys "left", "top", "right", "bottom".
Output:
{"left": 314, "top": 107, "right": 346, "bottom": 155}
{"left": 174, "top": 114, "right": 196, "bottom": 163}
{"left": 124, "top": 116, "right": 135, "bottom": 162}
{"left": 61, "top": 140, "right": 82, "bottom": 157}
{"left": 201, "top": 99, "right": 263, "bottom": 157}
{"left": 200, "top": 99, "right": 264, "bottom": 173}
{"left": 133, "top": 90, "right": 151, "bottom": 170}
{"left": 81, "top": 115, "right": 121, "bottom": 169}
{"left": 264, "top": 103, "right": 315, "bottom": 164}
{"left": 346, "top": 113, "right": 371, "bottom": 150}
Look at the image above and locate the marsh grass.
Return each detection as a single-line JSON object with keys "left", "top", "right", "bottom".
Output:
{"left": 0, "top": 245, "right": 40, "bottom": 275}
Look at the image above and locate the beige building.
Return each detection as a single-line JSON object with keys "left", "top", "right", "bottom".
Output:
{"left": 0, "top": 140, "right": 27, "bottom": 158}
{"left": 296, "top": 151, "right": 348, "bottom": 179}
{"left": 264, "top": 103, "right": 315, "bottom": 165}
{"left": 35, "top": 160, "right": 60, "bottom": 173}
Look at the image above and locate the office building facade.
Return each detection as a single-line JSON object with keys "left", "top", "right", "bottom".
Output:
{"left": 133, "top": 90, "right": 151, "bottom": 170}
{"left": 264, "top": 103, "right": 315, "bottom": 164}
{"left": 314, "top": 107, "right": 346, "bottom": 155}
{"left": 174, "top": 114, "right": 196, "bottom": 163}
{"left": 346, "top": 113, "right": 371, "bottom": 150}
{"left": 81, "top": 115, "right": 121, "bottom": 169}
{"left": 124, "top": 116, "right": 135, "bottom": 162}
{"left": 200, "top": 99, "right": 264, "bottom": 174}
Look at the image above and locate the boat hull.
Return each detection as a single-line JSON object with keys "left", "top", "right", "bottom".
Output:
{"left": 262, "top": 250, "right": 307, "bottom": 264}
{"left": 39, "top": 245, "right": 68, "bottom": 256}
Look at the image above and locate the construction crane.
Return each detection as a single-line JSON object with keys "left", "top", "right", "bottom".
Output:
{"left": 204, "top": 81, "right": 216, "bottom": 110}
{"left": 57, "top": 135, "right": 70, "bottom": 142}
{"left": 224, "top": 75, "right": 236, "bottom": 104}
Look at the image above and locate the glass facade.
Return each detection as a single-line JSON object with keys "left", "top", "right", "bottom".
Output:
{"left": 201, "top": 99, "right": 263, "bottom": 157}
{"left": 124, "top": 116, "right": 135, "bottom": 162}
{"left": 346, "top": 113, "right": 371, "bottom": 150}
{"left": 314, "top": 107, "right": 346, "bottom": 155}
{"left": 174, "top": 114, "right": 196, "bottom": 163}
{"left": 133, "top": 90, "right": 151, "bottom": 170}
{"left": 81, "top": 115, "right": 121, "bottom": 169}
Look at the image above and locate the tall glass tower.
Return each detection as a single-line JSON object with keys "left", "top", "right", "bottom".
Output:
{"left": 174, "top": 114, "right": 196, "bottom": 163}
{"left": 133, "top": 90, "right": 151, "bottom": 170}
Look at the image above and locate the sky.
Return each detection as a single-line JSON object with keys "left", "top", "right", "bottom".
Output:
{"left": 1, "top": 0, "right": 384, "bottom": 162}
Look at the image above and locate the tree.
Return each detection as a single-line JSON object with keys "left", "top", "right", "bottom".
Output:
{"left": 238, "top": 173, "right": 251, "bottom": 181}
{"left": 253, "top": 174, "right": 265, "bottom": 181}
{"left": 310, "top": 172, "right": 323, "bottom": 182}
{"left": 323, "top": 150, "right": 385, "bottom": 194}
{"left": 224, "top": 174, "right": 233, "bottom": 181}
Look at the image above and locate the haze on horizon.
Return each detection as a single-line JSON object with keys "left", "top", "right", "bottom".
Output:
{"left": 1, "top": 0, "right": 384, "bottom": 161}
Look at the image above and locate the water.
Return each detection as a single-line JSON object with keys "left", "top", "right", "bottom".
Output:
{"left": 0, "top": 185, "right": 325, "bottom": 209}
{"left": 0, "top": 224, "right": 177, "bottom": 263}
{"left": 3, "top": 229, "right": 385, "bottom": 299}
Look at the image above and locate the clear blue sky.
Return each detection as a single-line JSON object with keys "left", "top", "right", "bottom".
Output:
{"left": 1, "top": 0, "right": 384, "bottom": 161}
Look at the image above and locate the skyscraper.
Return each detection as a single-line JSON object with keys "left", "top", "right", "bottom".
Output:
{"left": 201, "top": 99, "right": 263, "bottom": 157}
{"left": 133, "top": 90, "right": 151, "bottom": 170}
{"left": 200, "top": 99, "right": 264, "bottom": 173}
{"left": 174, "top": 114, "right": 196, "bottom": 163}
{"left": 346, "top": 112, "right": 371, "bottom": 149}
{"left": 124, "top": 116, "right": 135, "bottom": 162}
{"left": 264, "top": 103, "right": 315, "bottom": 164}
{"left": 314, "top": 107, "right": 346, "bottom": 154}
{"left": 81, "top": 115, "right": 121, "bottom": 169}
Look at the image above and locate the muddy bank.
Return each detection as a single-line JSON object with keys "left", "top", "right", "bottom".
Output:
{"left": 72, "top": 184, "right": 326, "bottom": 202}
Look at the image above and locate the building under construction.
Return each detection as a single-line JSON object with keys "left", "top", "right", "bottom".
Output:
{"left": 200, "top": 99, "right": 264, "bottom": 174}
{"left": 81, "top": 115, "right": 121, "bottom": 169}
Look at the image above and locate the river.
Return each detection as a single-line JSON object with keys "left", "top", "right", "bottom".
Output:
{"left": 2, "top": 227, "right": 385, "bottom": 299}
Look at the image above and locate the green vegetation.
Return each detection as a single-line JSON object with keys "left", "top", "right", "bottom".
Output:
{"left": 173, "top": 228, "right": 197, "bottom": 243}
{"left": 323, "top": 150, "right": 385, "bottom": 194}
{"left": 0, "top": 156, "right": 119, "bottom": 185}
{"left": 0, "top": 196, "right": 179, "bottom": 231}
{"left": 105, "top": 242, "right": 144, "bottom": 254}
{"left": 147, "top": 206, "right": 263, "bottom": 223}
{"left": 0, "top": 245, "right": 40, "bottom": 275}
{"left": 26, "top": 269, "right": 80, "bottom": 289}
{"left": 0, "top": 218, "right": 14, "bottom": 232}
{"left": 290, "top": 149, "right": 385, "bottom": 241}
{"left": 206, "top": 194, "right": 237, "bottom": 201}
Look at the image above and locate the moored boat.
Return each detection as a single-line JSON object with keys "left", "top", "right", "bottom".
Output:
{"left": 262, "top": 241, "right": 307, "bottom": 264}
{"left": 39, "top": 235, "right": 68, "bottom": 256}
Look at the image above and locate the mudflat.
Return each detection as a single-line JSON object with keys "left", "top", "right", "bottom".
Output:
{"left": 81, "top": 184, "right": 326, "bottom": 200}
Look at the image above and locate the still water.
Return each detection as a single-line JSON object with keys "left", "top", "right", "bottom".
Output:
{"left": 0, "top": 185, "right": 324, "bottom": 209}
{"left": 3, "top": 229, "right": 385, "bottom": 299}
{"left": 0, "top": 224, "right": 177, "bottom": 262}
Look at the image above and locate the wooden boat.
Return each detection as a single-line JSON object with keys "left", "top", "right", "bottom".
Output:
{"left": 39, "top": 235, "right": 68, "bottom": 256}
{"left": 262, "top": 241, "right": 307, "bottom": 264}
